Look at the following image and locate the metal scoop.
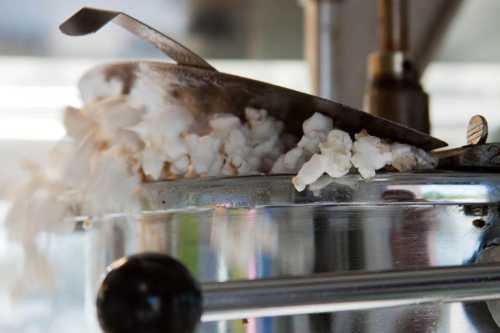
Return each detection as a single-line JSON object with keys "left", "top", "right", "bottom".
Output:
{"left": 60, "top": 7, "right": 447, "bottom": 150}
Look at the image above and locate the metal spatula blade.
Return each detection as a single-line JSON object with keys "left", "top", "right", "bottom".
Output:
{"left": 60, "top": 7, "right": 447, "bottom": 150}
{"left": 59, "top": 7, "right": 215, "bottom": 71}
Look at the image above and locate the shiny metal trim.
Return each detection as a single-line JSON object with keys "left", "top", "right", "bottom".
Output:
{"left": 201, "top": 263, "right": 500, "bottom": 321}
{"left": 140, "top": 173, "right": 500, "bottom": 213}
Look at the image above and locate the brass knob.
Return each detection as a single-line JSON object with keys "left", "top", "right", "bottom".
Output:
{"left": 467, "top": 115, "right": 488, "bottom": 145}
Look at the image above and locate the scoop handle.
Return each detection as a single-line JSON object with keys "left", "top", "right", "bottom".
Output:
{"left": 59, "top": 7, "right": 216, "bottom": 71}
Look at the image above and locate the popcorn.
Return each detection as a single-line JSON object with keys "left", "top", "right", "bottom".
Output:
{"left": 390, "top": 143, "right": 418, "bottom": 172}
{"left": 78, "top": 69, "right": 124, "bottom": 103}
{"left": 289, "top": 128, "right": 352, "bottom": 191}
{"left": 83, "top": 147, "right": 142, "bottom": 215}
{"left": 63, "top": 106, "right": 95, "bottom": 141}
{"left": 7, "top": 79, "right": 439, "bottom": 298}
{"left": 209, "top": 114, "right": 242, "bottom": 137}
{"left": 140, "top": 146, "right": 166, "bottom": 180}
{"left": 302, "top": 112, "right": 333, "bottom": 134}
{"left": 185, "top": 134, "right": 222, "bottom": 176}
{"left": 297, "top": 112, "right": 333, "bottom": 155}
{"left": 283, "top": 147, "right": 307, "bottom": 172}
{"left": 70, "top": 66, "right": 437, "bottom": 199}
{"left": 292, "top": 154, "right": 327, "bottom": 192}
{"left": 89, "top": 96, "right": 144, "bottom": 141}
{"left": 170, "top": 155, "right": 189, "bottom": 176}
{"left": 320, "top": 129, "right": 353, "bottom": 178}
{"left": 282, "top": 113, "right": 437, "bottom": 191}
{"left": 351, "top": 130, "right": 392, "bottom": 179}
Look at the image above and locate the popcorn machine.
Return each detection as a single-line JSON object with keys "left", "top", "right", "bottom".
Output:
{"left": 38, "top": 1, "right": 500, "bottom": 332}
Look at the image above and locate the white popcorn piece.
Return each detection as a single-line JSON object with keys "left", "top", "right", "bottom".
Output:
{"left": 320, "top": 129, "right": 353, "bottom": 154}
{"left": 84, "top": 148, "right": 142, "bottom": 215}
{"left": 210, "top": 113, "right": 242, "bottom": 137}
{"left": 114, "top": 129, "right": 145, "bottom": 153}
{"left": 78, "top": 69, "right": 124, "bottom": 103}
{"left": 297, "top": 112, "right": 333, "bottom": 155}
{"left": 186, "top": 134, "right": 222, "bottom": 175}
{"left": 128, "top": 63, "right": 176, "bottom": 113}
{"left": 351, "top": 131, "right": 392, "bottom": 179}
{"left": 225, "top": 127, "right": 249, "bottom": 157}
{"left": 270, "top": 155, "right": 287, "bottom": 174}
{"left": 88, "top": 96, "right": 144, "bottom": 141}
{"left": 283, "top": 147, "right": 306, "bottom": 172}
{"left": 63, "top": 106, "right": 95, "bottom": 141}
{"left": 140, "top": 147, "right": 166, "bottom": 180}
{"left": 270, "top": 147, "right": 306, "bottom": 174}
{"left": 324, "top": 152, "right": 352, "bottom": 178}
{"left": 207, "top": 154, "right": 224, "bottom": 176}
{"left": 222, "top": 160, "right": 238, "bottom": 176}
{"left": 302, "top": 112, "right": 333, "bottom": 135}
{"left": 320, "top": 129, "right": 353, "bottom": 178}
{"left": 245, "top": 107, "right": 283, "bottom": 144}
{"left": 390, "top": 143, "right": 418, "bottom": 172}
{"left": 390, "top": 143, "right": 437, "bottom": 172}
{"left": 130, "top": 107, "right": 193, "bottom": 144}
{"left": 253, "top": 134, "right": 280, "bottom": 159}
{"left": 280, "top": 128, "right": 353, "bottom": 189}
{"left": 292, "top": 154, "right": 327, "bottom": 192}
{"left": 297, "top": 134, "right": 322, "bottom": 154}
{"left": 60, "top": 135, "right": 97, "bottom": 189}
{"left": 170, "top": 155, "right": 189, "bottom": 176}
{"left": 6, "top": 177, "right": 70, "bottom": 244}
{"left": 163, "top": 138, "right": 188, "bottom": 162}
{"left": 245, "top": 107, "right": 267, "bottom": 123}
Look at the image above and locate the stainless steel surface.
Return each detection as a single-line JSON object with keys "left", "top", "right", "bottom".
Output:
{"left": 202, "top": 263, "right": 500, "bottom": 322}
{"left": 467, "top": 115, "right": 489, "bottom": 145}
{"left": 85, "top": 173, "right": 500, "bottom": 332}
{"left": 59, "top": 7, "right": 216, "bottom": 71}
{"left": 142, "top": 173, "right": 500, "bottom": 208}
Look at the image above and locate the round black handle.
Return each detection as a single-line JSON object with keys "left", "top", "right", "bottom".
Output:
{"left": 96, "top": 253, "right": 202, "bottom": 333}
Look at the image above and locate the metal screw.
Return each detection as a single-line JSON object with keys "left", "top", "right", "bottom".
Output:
{"left": 467, "top": 115, "right": 488, "bottom": 145}
{"left": 472, "top": 219, "right": 486, "bottom": 229}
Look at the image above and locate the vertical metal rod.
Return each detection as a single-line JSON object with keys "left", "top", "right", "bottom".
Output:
{"left": 304, "top": 0, "right": 340, "bottom": 100}
{"left": 378, "top": 0, "right": 394, "bottom": 51}
{"left": 397, "top": 0, "right": 409, "bottom": 52}
{"left": 378, "top": 0, "right": 408, "bottom": 52}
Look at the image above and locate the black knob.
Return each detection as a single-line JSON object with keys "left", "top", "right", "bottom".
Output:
{"left": 96, "top": 253, "right": 202, "bottom": 333}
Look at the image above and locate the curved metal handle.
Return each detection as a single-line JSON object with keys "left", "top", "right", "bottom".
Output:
{"left": 59, "top": 7, "right": 216, "bottom": 71}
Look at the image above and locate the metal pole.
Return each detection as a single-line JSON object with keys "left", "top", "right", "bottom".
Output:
{"left": 366, "top": 0, "right": 430, "bottom": 133}
{"left": 202, "top": 263, "right": 500, "bottom": 321}
{"left": 378, "top": 0, "right": 408, "bottom": 52}
{"left": 304, "top": 0, "right": 341, "bottom": 100}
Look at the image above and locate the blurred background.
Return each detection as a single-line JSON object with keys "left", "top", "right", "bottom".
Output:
{"left": 1, "top": 0, "right": 500, "bottom": 332}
